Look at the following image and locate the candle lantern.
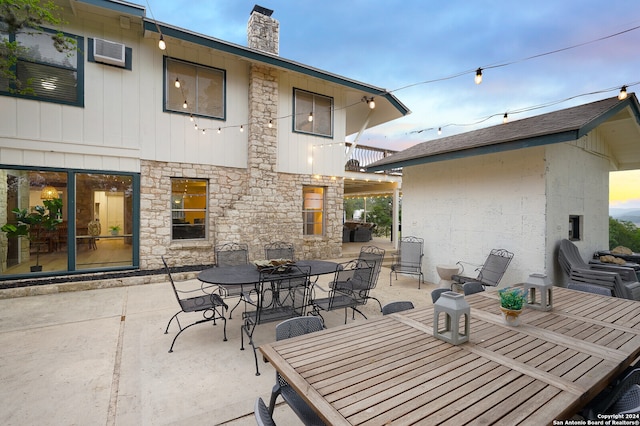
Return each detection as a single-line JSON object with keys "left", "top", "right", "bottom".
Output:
{"left": 433, "top": 291, "right": 470, "bottom": 345}
{"left": 524, "top": 273, "right": 553, "bottom": 311}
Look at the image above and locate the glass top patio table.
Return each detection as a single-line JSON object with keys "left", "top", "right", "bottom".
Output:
{"left": 197, "top": 260, "right": 339, "bottom": 286}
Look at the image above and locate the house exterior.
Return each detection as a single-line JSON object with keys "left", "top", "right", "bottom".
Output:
{"left": 0, "top": 0, "right": 409, "bottom": 281}
{"left": 368, "top": 95, "right": 640, "bottom": 287}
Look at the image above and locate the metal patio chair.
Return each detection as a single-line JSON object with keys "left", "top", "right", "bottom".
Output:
{"left": 264, "top": 241, "right": 295, "bottom": 261}
{"left": 451, "top": 248, "right": 513, "bottom": 291}
{"left": 390, "top": 236, "right": 424, "bottom": 288}
{"left": 357, "top": 245, "right": 385, "bottom": 311}
{"left": 381, "top": 301, "right": 415, "bottom": 315}
{"left": 583, "top": 368, "right": 640, "bottom": 419}
{"left": 310, "top": 259, "right": 375, "bottom": 324}
{"left": 161, "top": 256, "right": 228, "bottom": 353}
{"left": 431, "top": 288, "right": 449, "bottom": 303}
{"left": 241, "top": 264, "right": 311, "bottom": 375}
{"left": 268, "top": 316, "right": 326, "bottom": 425}
{"left": 254, "top": 397, "right": 277, "bottom": 426}
{"left": 214, "top": 242, "right": 249, "bottom": 319}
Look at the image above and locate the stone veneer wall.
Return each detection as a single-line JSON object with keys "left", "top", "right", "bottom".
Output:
{"left": 140, "top": 159, "right": 343, "bottom": 271}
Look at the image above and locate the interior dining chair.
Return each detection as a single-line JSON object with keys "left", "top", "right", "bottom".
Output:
{"left": 268, "top": 316, "right": 325, "bottom": 425}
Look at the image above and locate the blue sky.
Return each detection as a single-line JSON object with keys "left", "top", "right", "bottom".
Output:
{"left": 147, "top": 0, "right": 640, "bottom": 206}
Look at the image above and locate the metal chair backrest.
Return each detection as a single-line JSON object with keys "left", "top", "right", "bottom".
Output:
{"left": 215, "top": 242, "right": 248, "bottom": 266}
{"left": 397, "top": 236, "right": 424, "bottom": 270}
{"left": 265, "top": 241, "right": 295, "bottom": 261}
{"left": 358, "top": 245, "right": 385, "bottom": 288}
{"left": 381, "top": 301, "right": 414, "bottom": 315}
{"left": 431, "top": 288, "right": 449, "bottom": 303}
{"left": 161, "top": 256, "right": 181, "bottom": 303}
{"left": 476, "top": 249, "right": 513, "bottom": 287}
{"left": 329, "top": 259, "right": 375, "bottom": 307}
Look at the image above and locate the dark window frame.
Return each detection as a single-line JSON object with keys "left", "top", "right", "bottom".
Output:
{"left": 293, "top": 88, "right": 334, "bottom": 138}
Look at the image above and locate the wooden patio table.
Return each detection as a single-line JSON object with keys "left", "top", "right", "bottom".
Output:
{"left": 259, "top": 287, "right": 640, "bottom": 425}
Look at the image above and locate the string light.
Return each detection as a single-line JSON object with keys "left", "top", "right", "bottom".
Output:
{"left": 618, "top": 85, "right": 628, "bottom": 100}
{"left": 438, "top": 127, "right": 442, "bottom": 135}
{"left": 158, "top": 35, "right": 166, "bottom": 50}
{"left": 268, "top": 119, "right": 273, "bottom": 128}
{"left": 502, "top": 113, "right": 509, "bottom": 124}
{"left": 182, "top": 100, "right": 187, "bottom": 109}
{"left": 174, "top": 78, "right": 180, "bottom": 88}
{"left": 240, "top": 125, "right": 244, "bottom": 132}
{"left": 474, "top": 68, "right": 483, "bottom": 85}
{"left": 308, "top": 112, "right": 313, "bottom": 122}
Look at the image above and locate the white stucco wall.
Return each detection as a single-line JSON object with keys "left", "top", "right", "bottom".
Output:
{"left": 401, "top": 134, "right": 611, "bottom": 288}
{"left": 545, "top": 133, "right": 611, "bottom": 285}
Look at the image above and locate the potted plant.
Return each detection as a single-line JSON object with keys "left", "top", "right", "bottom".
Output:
{"left": 498, "top": 287, "right": 528, "bottom": 326}
{"left": 1, "top": 198, "right": 63, "bottom": 272}
{"left": 109, "top": 225, "right": 121, "bottom": 236}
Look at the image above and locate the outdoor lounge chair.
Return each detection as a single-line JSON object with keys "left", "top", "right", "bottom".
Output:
{"left": 214, "top": 242, "right": 250, "bottom": 319}
{"left": 450, "top": 248, "right": 513, "bottom": 291}
{"left": 567, "top": 281, "right": 613, "bottom": 296}
{"left": 268, "top": 317, "right": 326, "bottom": 425}
{"left": 241, "top": 264, "right": 311, "bottom": 375}
{"left": 390, "top": 236, "right": 424, "bottom": 288}
{"left": 569, "top": 267, "right": 640, "bottom": 300}
{"left": 559, "top": 239, "right": 640, "bottom": 300}
{"left": 310, "top": 259, "right": 375, "bottom": 324}
{"left": 161, "top": 256, "right": 228, "bottom": 353}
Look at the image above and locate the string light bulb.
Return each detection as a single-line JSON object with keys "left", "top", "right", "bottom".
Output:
{"left": 438, "top": 127, "right": 442, "bottom": 135}
{"left": 618, "top": 85, "right": 628, "bottom": 100}
{"left": 475, "top": 68, "right": 483, "bottom": 85}
{"left": 308, "top": 112, "right": 313, "bottom": 122}
{"left": 182, "top": 100, "right": 188, "bottom": 109}
{"left": 194, "top": 123, "right": 198, "bottom": 130}
{"left": 189, "top": 115, "right": 194, "bottom": 122}
{"left": 503, "top": 113, "right": 509, "bottom": 124}
{"left": 368, "top": 98, "right": 375, "bottom": 109}
{"left": 174, "top": 78, "right": 180, "bottom": 88}
{"left": 240, "top": 125, "right": 244, "bottom": 132}
{"left": 217, "top": 127, "right": 221, "bottom": 134}
{"left": 268, "top": 119, "right": 273, "bottom": 128}
{"left": 201, "top": 129, "right": 206, "bottom": 134}
{"left": 158, "top": 35, "right": 166, "bottom": 50}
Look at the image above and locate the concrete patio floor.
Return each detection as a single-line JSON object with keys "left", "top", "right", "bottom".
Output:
{"left": 0, "top": 252, "right": 441, "bottom": 425}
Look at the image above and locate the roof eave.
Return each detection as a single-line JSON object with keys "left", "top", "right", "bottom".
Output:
{"left": 142, "top": 20, "right": 410, "bottom": 117}
{"left": 366, "top": 130, "right": 579, "bottom": 171}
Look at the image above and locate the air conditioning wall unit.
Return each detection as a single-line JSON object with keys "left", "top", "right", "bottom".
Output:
{"left": 93, "top": 38, "right": 126, "bottom": 67}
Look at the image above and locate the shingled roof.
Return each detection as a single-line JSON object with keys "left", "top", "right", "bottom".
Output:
{"left": 367, "top": 94, "right": 640, "bottom": 171}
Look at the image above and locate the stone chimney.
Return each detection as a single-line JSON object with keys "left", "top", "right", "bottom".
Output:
{"left": 247, "top": 5, "right": 279, "bottom": 55}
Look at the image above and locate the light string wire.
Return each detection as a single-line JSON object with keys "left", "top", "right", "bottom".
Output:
{"left": 410, "top": 81, "right": 640, "bottom": 135}
{"left": 162, "top": 17, "right": 639, "bottom": 136}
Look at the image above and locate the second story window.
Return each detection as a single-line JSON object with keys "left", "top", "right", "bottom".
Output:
{"left": 0, "top": 28, "right": 83, "bottom": 106}
{"left": 165, "top": 58, "right": 225, "bottom": 119}
{"left": 294, "top": 88, "right": 333, "bottom": 137}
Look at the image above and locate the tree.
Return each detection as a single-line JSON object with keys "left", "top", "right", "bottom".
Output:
{"left": 0, "top": 0, "right": 76, "bottom": 94}
{"left": 609, "top": 217, "right": 640, "bottom": 252}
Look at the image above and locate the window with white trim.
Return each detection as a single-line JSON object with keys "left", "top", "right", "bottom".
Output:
{"left": 165, "top": 58, "right": 225, "bottom": 119}
{"left": 294, "top": 88, "right": 333, "bottom": 137}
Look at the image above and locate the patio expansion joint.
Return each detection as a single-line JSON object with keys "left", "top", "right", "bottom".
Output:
{"left": 107, "top": 289, "right": 128, "bottom": 426}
